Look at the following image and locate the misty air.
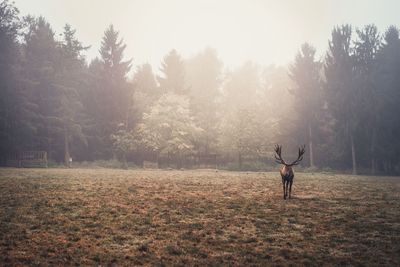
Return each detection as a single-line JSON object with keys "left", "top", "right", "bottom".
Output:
{"left": 0, "top": 0, "right": 399, "bottom": 265}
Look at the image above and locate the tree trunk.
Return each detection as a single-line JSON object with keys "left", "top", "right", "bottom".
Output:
{"left": 156, "top": 153, "right": 160, "bottom": 168}
{"left": 238, "top": 151, "right": 242, "bottom": 171}
{"left": 350, "top": 133, "right": 357, "bottom": 175}
{"left": 122, "top": 152, "right": 127, "bottom": 169}
{"left": 47, "top": 125, "right": 52, "bottom": 162}
{"left": 205, "top": 142, "right": 209, "bottom": 155}
{"left": 177, "top": 151, "right": 182, "bottom": 169}
{"left": 308, "top": 124, "right": 315, "bottom": 168}
{"left": 125, "top": 104, "right": 130, "bottom": 130}
{"left": 370, "top": 128, "right": 376, "bottom": 175}
{"left": 64, "top": 127, "right": 70, "bottom": 167}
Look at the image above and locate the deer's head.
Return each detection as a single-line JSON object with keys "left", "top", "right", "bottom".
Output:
{"left": 274, "top": 144, "right": 305, "bottom": 169}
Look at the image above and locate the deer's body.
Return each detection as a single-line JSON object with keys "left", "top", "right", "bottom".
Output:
{"left": 274, "top": 145, "right": 305, "bottom": 200}
{"left": 280, "top": 165, "right": 294, "bottom": 199}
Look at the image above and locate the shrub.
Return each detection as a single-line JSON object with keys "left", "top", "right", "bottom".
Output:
{"left": 72, "top": 160, "right": 138, "bottom": 169}
{"left": 223, "top": 161, "right": 274, "bottom": 172}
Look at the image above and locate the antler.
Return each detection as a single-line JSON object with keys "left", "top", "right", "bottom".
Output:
{"left": 288, "top": 145, "right": 306, "bottom": 166}
{"left": 274, "top": 144, "right": 286, "bottom": 165}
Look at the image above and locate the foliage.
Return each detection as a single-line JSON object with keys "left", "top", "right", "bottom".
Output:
{"left": 185, "top": 48, "right": 222, "bottom": 154}
{"left": 134, "top": 93, "right": 203, "bottom": 156}
{"left": 1, "top": 0, "right": 400, "bottom": 173}
{"left": 85, "top": 24, "right": 132, "bottom": 159}
{"left": 223, "top": 161, "right": 273, "bottom": 172}
{"left": 0, "top": 0, "right": 22, "bottom": 155}
{"left": 289, "top": 43, "right": 323, "bottom": 167}
{"left": 324, "top": 25, "right": 359, "bottom": 173}
{"left": 157, "top": 49, "right": 187, "bottom": 94}
{"left": 131, "top": 63, "right": 159, "bottom": 122}
{"left": 219, "top": 62, "right": 267, "bottom": 168}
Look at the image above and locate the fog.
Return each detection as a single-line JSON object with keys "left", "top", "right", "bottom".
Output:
{"left": 13, "top": 0, "right": 400, "bottom": 69}
{"left": 1, "top": 0, "right": 400, "bottom": 174}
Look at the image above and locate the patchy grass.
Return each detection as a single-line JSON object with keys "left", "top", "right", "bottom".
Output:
{"left": 0, "top": 168, "right": 399, "bottom": 266}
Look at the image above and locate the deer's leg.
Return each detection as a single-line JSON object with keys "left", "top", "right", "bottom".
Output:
{"left": 285, "top": 180, "right": 289, "bottom": 199}
{"left": 289, "top": 179, "right": 293, "bottom": 199}
{"left": 282, "top": 179, "right": 286, "bottom": 199}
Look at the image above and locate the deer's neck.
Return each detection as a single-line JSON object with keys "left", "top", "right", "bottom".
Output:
{"left": 281, "top": 165, "right": 293, "bottom": 177}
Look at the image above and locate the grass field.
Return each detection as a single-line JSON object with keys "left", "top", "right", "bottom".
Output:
{"left": 0, "top": 168, "right": 399, "bottom": 266}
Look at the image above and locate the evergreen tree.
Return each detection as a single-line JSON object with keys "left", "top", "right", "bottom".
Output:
{"left": 90, "top": 25, "right": 132, "bottom": 158}
{"left": 260, "top": 65, "right": 296, "bottom": 151}
{"left": 132, "top": 63, "right": 159, "bottom": 122}
{"left": 158, "top": 49, "right": 187, "bottom": 94}
{"left": 219, "top": 107, "right": 263, "bottom": 170}
{"left": 289, "top": 43, "right": 322, "bottom": 168}
{"left": 325, "top": 25, "right": 359, "bottom": 174}
{"left": 0, "top": 0, "right": 22, "bottom": 157}
{"left": 56, "top": 24, "right": 89, "bottom": 165}
{"left": 100, "top": 24, "right": 132, "bottom": 127}
{"left": 185, "top": 47, "right": 222, "bottom": 154}
{"left": 21, "top": 16, "right": 60, "bottom": 160}
{"left": 85, "top": 58, "right": 106, "bottom": 159}
{"left": 375, "top": 26, "right": 400, "bottom": 173}
{"left": 353, "top": 24, "right": 381, "bottom": 173}
{"left": 219, "top": 62, "right": 264, "bottom": 169}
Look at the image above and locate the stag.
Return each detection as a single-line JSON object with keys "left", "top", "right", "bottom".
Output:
{"left": 274, "top": 145, "right": 305, "bottom": 199}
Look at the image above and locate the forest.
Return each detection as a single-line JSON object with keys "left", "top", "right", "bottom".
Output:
{"left": 1, "top": 0, "right": 400, "bottom": 174}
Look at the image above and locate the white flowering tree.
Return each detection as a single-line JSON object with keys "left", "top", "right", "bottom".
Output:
{"left": 133, "top": 93, "right": 203, "bottom": 167}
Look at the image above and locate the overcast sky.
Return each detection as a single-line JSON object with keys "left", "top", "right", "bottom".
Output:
{"left": 14, "top": 0, "right": 400, "bottom": 71}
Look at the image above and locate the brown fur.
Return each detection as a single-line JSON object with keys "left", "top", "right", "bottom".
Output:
{"left": 280, "top": 165, "right": 294, "bottom": 199}
{"left": 274, "top": 145, "right": 305, "bottom": 200}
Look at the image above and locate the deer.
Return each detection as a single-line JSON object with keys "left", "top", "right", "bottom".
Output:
{"left": 274, "top": 145, "right": 305, "bottom": 200}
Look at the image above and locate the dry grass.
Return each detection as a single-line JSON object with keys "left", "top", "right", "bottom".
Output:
{"left": 0, "top": 168, "right": 399, "bottom": 266}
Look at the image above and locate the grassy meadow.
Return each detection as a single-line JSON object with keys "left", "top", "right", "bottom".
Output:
{"left": 0, "top": 168, "right": 399, "bottom": 266}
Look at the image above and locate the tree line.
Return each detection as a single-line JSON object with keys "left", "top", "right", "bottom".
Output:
{"left": 1, "top": 0, "right": 400, "bottom": 174}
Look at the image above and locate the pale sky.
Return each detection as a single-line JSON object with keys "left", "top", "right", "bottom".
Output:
{"left": 14, "top": 0, "right": 400, "bottom": 71}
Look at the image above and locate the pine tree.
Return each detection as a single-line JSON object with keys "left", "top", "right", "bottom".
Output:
{"left": 325, "top": 25, "right": 359, "bottom": 174}
{"left": 289, "top": 43, "right": 322, "bottom": 168}
{"left": 132, "top": 63, "right": 159, "bottom": 122}
{"left": 158, "top": 49, "right": 187, "bottom": 94}
{"left": 219, "top": 62, "right": 263, "bottom": 169}
{"left": 0, "top": 0, "right": 22, "bottom": 157}
{"left": 375, "top": 26, "right": 400, "bottom": 173}
{"left": 22, "top": 16, "right": 60, "bottom": 160}
{"left": 92, "top": 25, "right": 132, "bottom": 158}
{"left": 56, "top": 24, "right": 89, "bottom": 166}
{"left": 185, "top": 47, "right": 222, "bottom": 154}
{"left": 353, "top": 24, "right": 381, "bottom": 173}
